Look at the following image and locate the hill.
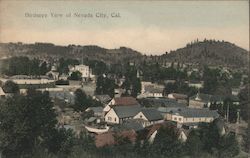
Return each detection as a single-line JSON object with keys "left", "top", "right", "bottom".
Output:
{"left": 0, "top": 42, "right": 142, "bottom": 64}
{"left": 0, "top": 40, "right": 248, "bottom": 69}
{"left": 162, "top": 39, "right": 249, "bottom": 69}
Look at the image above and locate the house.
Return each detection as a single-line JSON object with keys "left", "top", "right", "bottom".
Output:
{"left": 95, "top": 130, "right": 137, "bottom": 147}
{"left": 0, "top": 87, "right": 6, "bottom": 99}
{"left": 69, "top": 64, "right": 95, "bottom": 81}
{"left": 189, "top": 93, "right": 212, "bottom": 108}
{"left": 167, "top": 93, "right": 188, "bottom": 105}
{"left": 231, "top": 88, "right": 241, "bottom": 96}
{"left": 93, "top": 94, "right": 112, "bottom": 105}
{"left": 46, "top": 71, "right": 59, "bottom": 80}
{"left": 188, "top": 81, "right": 204, "bottom": 89}
{"left": 167, "top": 108, "right": 219, "bottom": 128}
{"left": 146, "top": 122, "right": 189, "bottom": 143}
{"left": 103, "top": 97, "right": 140, "bottom": 113}
{"left": 104, "top": 106, "right": 141, "bottom": 124}
{"left": 138, "top": 82, "right": 164, "bottom": 98}
{"left": 112, "top": 119, "right": 144, "bottom": 132}
{"left": 139, "top": 98, "right": 186, "bottom": 109}
{"left": 85, "top": 107, "right": 104, "bottom": 117}
{"left": 134, "top": 108, "right": 164, "bottom": 127}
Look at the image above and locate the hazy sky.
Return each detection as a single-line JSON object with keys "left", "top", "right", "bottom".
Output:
{"left": 0, "top": 0, "right": 249, "bottom": 54}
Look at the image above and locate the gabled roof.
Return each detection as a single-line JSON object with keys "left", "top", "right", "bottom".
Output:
{"left": 113, "top": 120, "right": 144, "bottom": 132}
{"left": 86, "top": 107, "right": 103, "bottom": 114}
{"left": 113, "top": 97, "right": 139, "bottom": 106}
{"left": 0, "top": 87, "right": 5, "bottom": 96}
{"left": 140, "top": 98, "right": 186, "bottom": 108}
{"left": 144, "top": 86, "right": 164, "bottom": 94}
{"left": 95, "top": 130, "right": 137, "bottom": 147}
{"left": 190, "top": 93, "right": 211, "bottom": 102}
{"left": 169, "top": 93, "right": 188, "bottom": 99}
{"left": 139, "top": 108, "right": 163, "bottom": 121}
{"left": 171, "top": 108, "right": 219, "bottom": 118}
{"left": 113, "top": 105, "right": 141, "bottom": 118}
{"left": 94, "top": 95, "right": 111, "bottom": 104}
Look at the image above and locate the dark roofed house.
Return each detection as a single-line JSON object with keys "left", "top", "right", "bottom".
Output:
{"left": 104, "top": 106, "right": 141, "bottom": 124}
{"left": 168, "top": 93, "right": 188, "bottom": 105}
{"left": 112, "top": 119, "right": 144, "bottom": 132}
{"left": 93, "top": 94, "right": 112, "bottom": 105}
{"left": 134, "top": 108, "right": 164, "bottom": 127}
{"left": 95, "top": 130, "right": 137, "bottom": 148}
{"left": 103, "top": 96, "right": 140, "bottom": 113}
{"left": 189, "top": 93, "right": 212, "bottom": 108}
{"left": 85, "top": 106, "right": 104, "bottom": 117}
{"left": 169, "top": 107, "right": 220, "bottom": 128}
{"left": 139, "top": 97, "right": 186, "bottom": 108}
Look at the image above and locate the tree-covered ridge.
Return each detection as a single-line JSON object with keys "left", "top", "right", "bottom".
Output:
{"left": 162, "top": 39, "right": 249, "bottom": 69}
{"left": 0, "top": 39, "right": 248, "bottom": 69}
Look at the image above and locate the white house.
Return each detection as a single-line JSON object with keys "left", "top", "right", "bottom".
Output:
{"left": 69, "top": 64, "right": 95, "bottom": 80}
{"left": 138, "top": 82, "right": 164, "bottom": 98}
{"left": 134, "top": 108, "right": 164, "bottom": 127}
{"left": 104, "top": 106, "right": 141, "bottom": 124}
{"left": 167, "top": 108, "right": 219, "bottom": 128}
{"left": 103, "top": 97, "right": 139, "bottom": 113}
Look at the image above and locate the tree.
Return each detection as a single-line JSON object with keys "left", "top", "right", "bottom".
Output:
{"left": 73, "top": 89, "right": 88, "bottom": 111}
{"left": 68, "top": 71, "right": 82, "bottom": 81}
{"left": 218, "top": 132, "right": 239, "bottom": 158}
{"left": 95, "top": 75, "right": 115, "bottom": 97}
{"left": 0, "top": 89, "right": 58, "bottom": 157}
{"left": 152, "top": 126, "right": 183, "bottom": 157}
{"left": 185, "top": 130, "right": 204, "bottom": 158}
{"left": 2, "top": 80, "right": 19, "bottom": 94}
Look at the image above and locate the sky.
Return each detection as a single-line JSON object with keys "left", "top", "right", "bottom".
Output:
{"left": 0, "top": 0, "right": 249, "bottom": 55}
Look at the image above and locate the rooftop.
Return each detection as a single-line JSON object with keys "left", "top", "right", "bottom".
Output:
{"left": 113, "top": 105, "right": 141, "bottom": 118}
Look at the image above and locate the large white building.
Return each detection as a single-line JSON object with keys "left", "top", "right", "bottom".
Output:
{"left": 69, "top": 64, "right": 95, "bottom": 80}
{"left": 166, "top": 108, "right": 219, "bottom": 128}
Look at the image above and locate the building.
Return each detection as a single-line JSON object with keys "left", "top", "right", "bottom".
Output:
{"left": 188, "top": 81, "right": 204, "bottom": 89}
{"left": 104, "top": 106, "right": 141, "bottom": 124}
{"left": 167, "top": 93, "right": 188, "bottom": 105}
{"left": 95, "top": 130, "right": 137, "bottom": 147}
{"left": 93, "top": 94, "right": 112, "bottom": 105}
{"left": 0, "top": 87, "right": 6, "bottom": 99}
{"left": 189, "top": 93, "right": 213, "bottom": 108}
{"left": 134, "top": 108, "right": 164, "bottom": 127}
{"left": 103, "top": 97, "right": 140, "bottom": 113}
{"left": 139, "top": 82, "right": 164, "bottom": 98}
{"left": 85, "top": 107, "right": 104, "bottom": 117}
{"left": 69, "top": 64, "right": 95, "bottom": 81}
{"left": 0, "top": 76, "right": 56, "bottom": 91}
{"left": 167, "top": 108, "right": 219, "bottom": 128}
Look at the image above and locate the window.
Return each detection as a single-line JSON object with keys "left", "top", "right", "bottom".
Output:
{"left": 108, "top": 117, "right": 112, "bottom": 121}
{"left": 114, "top": 118, "right": 117, "bottom": 122}
{"left": 140, "top": 115, "right": 142, "bottom": 118}
{"left": 174, "top": 117, "right": 177, "bottom": 120}
{"left": 179, "top": 118, "right": 182, "bottom": 121}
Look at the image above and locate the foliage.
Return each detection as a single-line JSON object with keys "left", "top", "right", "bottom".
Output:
{"left": 164, "top": 81, "right": 197, "bottom": 96}
{"left": 151, "top": 126, "right": 183, "bottom": 158}
{"left": 95, "top": 75, "right": 115, "bottom": 97}
{"left": 68, "top": 71, "right": 82, "bottom": 81}
{"left": 2, "top": 80, "right": 20, "bottom": 94}
{"left": 0, "top": 89, "right": 57, "bottom": 157}
{"left": 73, "top": 89, "right": 102, "bottom": 112}
{"left": 58, "top": 58, "right": 79, "bottom": 75}
{"left": 202, "top": 67, "right": 231, "bottom": 95}
{"left": 3, "top": 56, "right": 50, "bottom": 76}
{"left": 238, "top": 85, "right": 249, "bottom": 121}
{"left": 122, "top": 65, "right": 141, "bottom": 97}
